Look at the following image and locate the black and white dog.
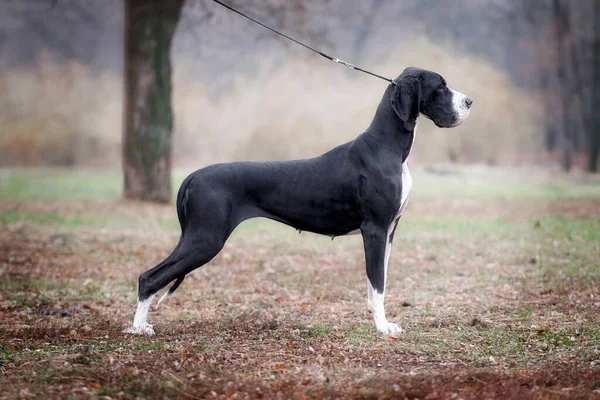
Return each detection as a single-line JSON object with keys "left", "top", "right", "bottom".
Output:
{"left": 125, "top": 67, "right": 472, "bottom": 336}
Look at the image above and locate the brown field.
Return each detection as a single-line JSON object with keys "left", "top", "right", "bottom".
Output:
{"left": 1, "top": 167, "right": 600, "bottom": 399}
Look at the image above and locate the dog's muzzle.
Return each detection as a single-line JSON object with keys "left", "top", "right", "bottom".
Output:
{"left": 450, "top": 89, "right": 472, "bottom": 127}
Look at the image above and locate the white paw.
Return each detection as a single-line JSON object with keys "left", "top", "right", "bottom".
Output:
{"left": 376, "top": 320, "right": 403, "bottom": 336}
{"left": 123, "top": 324, "right": 155, "bottom": 336}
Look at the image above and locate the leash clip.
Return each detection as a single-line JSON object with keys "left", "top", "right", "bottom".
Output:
{"left": 332, "top": 58, "right": 356, "bottom": 70}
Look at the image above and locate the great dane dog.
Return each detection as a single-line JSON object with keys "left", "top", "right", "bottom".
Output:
{"left": 125, "top": 67, "right": 472, "bottom": 336}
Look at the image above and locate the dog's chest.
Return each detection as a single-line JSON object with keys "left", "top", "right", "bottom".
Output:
{"left": 396, "top": 121, "right": 416, "bottom": 219}
{"left": 396, "top": 161, "right": 412, "bottom": 218}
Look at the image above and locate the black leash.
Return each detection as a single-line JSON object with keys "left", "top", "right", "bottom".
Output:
{"left": 211, "top": 0, "right": 396, "bottom": 86}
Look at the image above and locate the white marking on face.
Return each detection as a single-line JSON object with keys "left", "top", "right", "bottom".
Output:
{"left": 449, "top": 88, "right": 471, "bottom": 126}
{"left": 123, "top": 295, "right": 156, "bottom": 335}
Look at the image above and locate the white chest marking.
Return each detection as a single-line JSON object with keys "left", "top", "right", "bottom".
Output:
{"left": 396, "top": 120, "right": 416, "bottom": 220}
{"left": 398, "top": 161, "right": 412, "bottom": 217}
{"left": 345, "top": 121, "right": 417, "bottom": 238}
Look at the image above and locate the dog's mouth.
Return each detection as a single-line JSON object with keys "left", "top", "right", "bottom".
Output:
{"left": 420, "top": 112, "right": 433, "bottom": 122}
{"left": 449, "top": 108, "right": 471, "bottom": 127}
{"left": 420, "top": 110, "right": 470, "bottom": 128}
{"left": 420, "top": 111, "right": 451, "bottom": 128}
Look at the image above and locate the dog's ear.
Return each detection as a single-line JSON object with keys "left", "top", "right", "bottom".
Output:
{"left": 390, "top": 75, "right": 421, "bottom": 132}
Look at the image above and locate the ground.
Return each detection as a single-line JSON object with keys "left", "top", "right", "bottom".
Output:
{"left": 1, "top": 166, "right": 600, "bottom": 399}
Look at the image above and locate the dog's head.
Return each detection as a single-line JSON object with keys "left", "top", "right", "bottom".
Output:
{"left": 390, "top": 67, "right": 472, "bottom": 131}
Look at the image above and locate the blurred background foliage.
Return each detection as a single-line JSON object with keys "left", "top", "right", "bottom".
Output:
{"left": 0, "top": 0, "right": 597, "bottom": 172}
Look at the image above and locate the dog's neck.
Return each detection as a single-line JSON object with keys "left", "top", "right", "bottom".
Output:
{"left": 365, "top": 87, "right": 416, "bottom": 163}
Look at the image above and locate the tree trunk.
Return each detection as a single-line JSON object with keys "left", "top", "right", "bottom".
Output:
{"left": 552, "top": 0, "right": 573, "bottom": 171}
{"left": 123, "top": 0, "right": 184, "bottom": 203}
{"left": 588, "top": 0, "right": 600, "bottom": 173}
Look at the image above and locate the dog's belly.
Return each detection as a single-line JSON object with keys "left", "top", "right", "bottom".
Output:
{"left": 261, "top": 203, "right": 362, "bottom": 236}
{"left": 233, "top": 160, "right": 363, "bottom": 236}
{"left": 249, "top": 183, "right": 362, "bottom": 236}
{"left": 194, "top": 156, "right": 363, "bottom": 237}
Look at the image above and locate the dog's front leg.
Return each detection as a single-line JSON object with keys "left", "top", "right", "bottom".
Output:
{"left": 362, "top": 226, "right": 403, "bottom": 335}
{"left": 367, "top": 282, "right": 373, "bottom": 313}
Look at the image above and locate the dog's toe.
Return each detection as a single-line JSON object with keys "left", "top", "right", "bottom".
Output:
{"left": 123, "top": 324, "right": 155, "bottom": 336}
{"left": 376, "top": 321, "right": 403, "bottom": 336}
{"left": 386, "top": 323, "right": 403, "bottom": 335}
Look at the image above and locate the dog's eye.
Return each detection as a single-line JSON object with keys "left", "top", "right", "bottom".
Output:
{"left": 438, "top": 83, "right": 446, "bottom": 91}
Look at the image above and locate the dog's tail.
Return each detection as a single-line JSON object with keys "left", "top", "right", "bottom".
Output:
{"left": 155, "top": 275, "right": 185, "bottom": 309}
{"left": 153, "top": 174, "right": 196, "bottom": 310}
{"left": 176, "top": 173, "right": 196, "bottom": 232}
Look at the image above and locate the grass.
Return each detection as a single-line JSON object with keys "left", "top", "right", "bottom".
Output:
{"left": 0, "top": 169, "right": 123, "bottom": 201}
{"left": 1, "top": 166, "right": 599, "bottom": 399}
{"left": 0, "top": 208, "right": 180, "bottom": 230}
{"left": 0, "top": 168, "right": 193, "bottom": 201}
{"left": 3, "top": 166, "right": 600, "bottom": 202}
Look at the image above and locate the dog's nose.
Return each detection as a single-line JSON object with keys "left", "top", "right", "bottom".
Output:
{"left": 464, "top": 97, "right": 473, "bottom": 108}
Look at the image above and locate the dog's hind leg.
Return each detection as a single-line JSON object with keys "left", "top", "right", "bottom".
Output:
{"left": 125, "top": 188, "right": 235, "bottom": 334}
{"left": 156, "top": 275, "right": 184, "bottom": 309}
{"left": 127, "top": 238, "right": 184, "bottom": 335}
{"left": 124, "top": 232, "right": 227, "bottom": 335}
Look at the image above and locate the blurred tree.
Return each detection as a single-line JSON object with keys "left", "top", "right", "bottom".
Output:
{"left": 505, "top": 0, "right": 598, "bottom": 172}
{"left": 0, "top": 0, "right": 105, "bottom": 68}
{"left": 589, "top": 0, "right": 600, "bottom": 172}
{"left": 122, "top": 0, "right": 324, "bottom": 203}
{"left": 552, "top": 0, "right": 573, "bottom": 171}
{"left": 123, "top": 0, "right": 184, "bottom": 203}
{"left": 11, "top": 0, "right": 596, "bottom": 172}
